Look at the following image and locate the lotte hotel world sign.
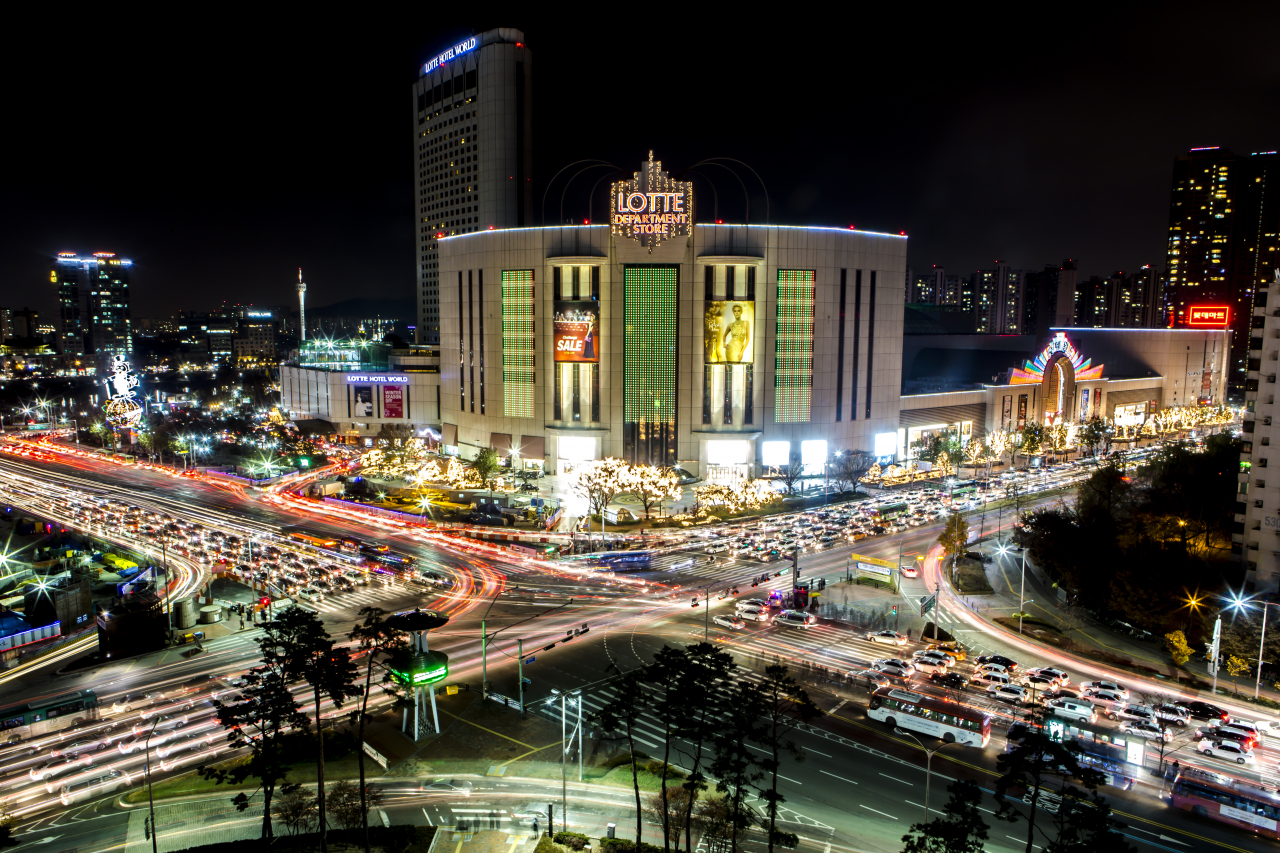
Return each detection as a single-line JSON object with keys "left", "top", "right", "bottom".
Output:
{"left": 612, "top": 152, "right": 693, "bottom": 251}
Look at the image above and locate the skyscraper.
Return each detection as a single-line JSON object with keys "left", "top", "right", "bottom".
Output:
{"left": 1163, "top": 147, "right": 1279, "bottom": 393}
{"left": 1022, "top": 259, "right": 1078, "bottom": 340}
{"left": 413, "top": 28, "right": 533, "bottom": 345}
{"left": 50, "top": 252, "right": 132, "bottom": 359}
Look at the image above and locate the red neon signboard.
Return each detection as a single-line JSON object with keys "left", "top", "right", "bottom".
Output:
{"left": 1187, "top": 305, "right": 1230, "bottom": 327}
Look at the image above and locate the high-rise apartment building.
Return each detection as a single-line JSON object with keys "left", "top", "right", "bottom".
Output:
{"left": 1105, "top": 266, "right": 1164, "bottom": 328}
{"left": 413, "top": 28, "right": 533, "bottom": 345}
{"left": 50, "top": 252, "right": 132, "bottom": 358}
{"left": 1163, "top": 148, "right": 1279, "bottom": 393}
{"left": 1022, "top": 259, "right": 1078, "bottom": 340}
{"left": 971, "top": 262, "right": 1025, "bottom": 333}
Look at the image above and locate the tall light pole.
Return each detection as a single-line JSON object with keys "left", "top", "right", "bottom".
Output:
{"left": 550, "top": 688, "right": 582, "bottom": 826}
{"left": 1231, "top": 595, "right": 1278, "bottom": 700}
{"left": 144, "top": 716, "right": 161, "bottom": 853}
{"left": 1018, "top": 547, "right": 1027, "bottom": 634}
{"left": 894, "top": 728, "right": 960, "bottom": 826}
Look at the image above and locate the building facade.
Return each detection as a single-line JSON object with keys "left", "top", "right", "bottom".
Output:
{"left": 899, "top": 326, "right": 1231, "bottom": 460}
{"left": 1163, "top": 148, "right": 1279, "bottom": 394}
{"left": 972, "top": 263, "right": 1025, "bottom": 334}
{"left": 434, "top": 164, "right": 907, "bottom": 478}
{"left": 280, "top": 341, "right": 442, "bottom": 443}
{"left": 51, "top": 252, "right": 132, "bottom": 359}
{"left": 1240, "top": 270, "right": 1280, "bottom": 593}
{"left": 414, "top": 28, "right": 533, "bottom": 346}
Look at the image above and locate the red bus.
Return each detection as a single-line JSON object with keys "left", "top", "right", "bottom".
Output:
{"left": 1169, "top": 767, "right": 1280, "bottom": 840}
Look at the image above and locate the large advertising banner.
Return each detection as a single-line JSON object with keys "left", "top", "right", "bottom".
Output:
{"left": 554, "top": 301, "right": 599, "bottom": 363}
{"left": 704, "top": 301, "right": 754, "bottom": 364}
{"left": 1017, "top": 394, "right": 1028, "bottom": 430}
{"left": 353, "top": 385, "right": 374, "bottom": 417}
{"left": 1001, "top": 395, "right": 1013, "bottom": 429}
{"left": 383, "top": 385, "right": 404, "bottom": 419}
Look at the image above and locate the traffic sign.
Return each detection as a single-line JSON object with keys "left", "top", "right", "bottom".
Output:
{"left": 524, "top": 657, "right": 536, "bottom": 665}
{"left": 920, "top": 593, "right": 936, "bottom": 615}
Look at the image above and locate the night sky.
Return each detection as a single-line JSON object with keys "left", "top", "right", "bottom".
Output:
{"left": 4, "top": 8, "right": 1277, "bottom": 320}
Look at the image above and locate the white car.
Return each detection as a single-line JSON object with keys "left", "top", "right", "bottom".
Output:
{"left": 976, "top": 662, "right": 1010, "bottom": 677}
{"left": 872, "top": 660, "right": 912, "bottom": 679}
{"left": 1082, "top": 688, "right": 1126, "bottom": 710}
{"left": 736, "top": 607, "right": 770, "bottom": 622}
{"left": 989, "top": 684, "right": 1028, "bottom": 705}
{"left": 1200, "top": 739, "right": 1256, "bottom": 765}
{"left": 1083, "top": 680, "right": 1128, "bottom": 699}
{"left": 1025, "top": 667, "right": 1069, "bottom": 686}
{"left": 298, "top": 588, "right": 324, "bottom": 602}
{"left": 913, "top": 658, "right": 949, "bottom": 675}
{"left": 1120, "top": 721, "right": 1172, "bottom": 742}
{"left": 866, "top": 630, "right": 907, "bottom": 646}
{"left": 705, "top": 542, "right": 730, "bottom": 554}
{"left": 712, "top": 615, "right": 746, "bottom": 630}
{"left": 912, "top": 650, "right": 953, "bottom": 667}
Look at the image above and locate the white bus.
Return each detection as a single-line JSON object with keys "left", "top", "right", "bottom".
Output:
{"left": 867, "top": 687, "right": 991, "bottom": 747}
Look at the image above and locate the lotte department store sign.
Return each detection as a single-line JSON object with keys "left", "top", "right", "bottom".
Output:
{"left": 611, "top": 152, "right": 693, "bottom": 251}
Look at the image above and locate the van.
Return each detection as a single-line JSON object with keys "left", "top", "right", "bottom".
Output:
{"left": 60, "top": 769, "right": 129, "bottom": 805}
{"left": 774, "top": 611, "right": 815, "bottom": 629}
{"left": 1048, "top": 699, "right": 1096, "bottom": 724}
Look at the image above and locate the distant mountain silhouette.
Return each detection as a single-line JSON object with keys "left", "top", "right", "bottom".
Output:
{"left": 307, "top": 297, "right": 414, "bottom": 318}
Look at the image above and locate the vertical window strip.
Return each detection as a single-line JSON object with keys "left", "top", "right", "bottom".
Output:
{"left": 747, "top": 265, "right": 756, "bottom": 301}
{"left": 624, "top": 266, "right": 679, "bottom": 465}
{"left": 851, "top": 270, "right": 861, "bottom": 421}
{"left": 501, "top": 270, "right": 535, "bottom": 418}
{"left": 704, "top": 265, "right": 714, "bottom": 302}
{"left": 703, "top": 365, "right": 712, "bottom": 424}
{"left": 836, "top": 269, "right": 847, "bottom": 421}
{"left": 554, "top": 362, "right": 562, "bottom": 420}
{"left": 478, "top": 270, "right": 485, "bottom": 415}
{"left": 468, "top": 272, "right": 475, "bottom": 412}
{"left": 774, "top": 270, "right": 816, "bottom": 423}
{"left": 458, "top": 272, "right": 465, "bottom": 409}
{"left": 572, "top": 363, "right": 581, "bottom": 420}
{"left": 866, "top": 271, "right": 876, "bottom": 419}
{"left": 723, "top": 365, "right": 734, "bottom": 424}
{"left": 744, "top": 364, "right": 754, "bottom": 424}
{"left": 591, "top": 363, "right": 600, "bottom": 423}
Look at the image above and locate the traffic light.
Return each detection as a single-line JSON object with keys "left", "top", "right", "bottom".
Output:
{"left": 891, "top": 605, "right": 898, "bottom": 616}
{"left": 259, "top": 597, "right": 270, "bottom": 606}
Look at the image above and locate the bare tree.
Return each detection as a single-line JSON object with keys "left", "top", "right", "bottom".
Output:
{"left": 274, "top": 785, "right": 319, "bottom": 836}
{"left": 830, "top": 450, "right": 875, "bottom": 494}
{"left": 773, "top": 447, "right": 806, "bottom": 496}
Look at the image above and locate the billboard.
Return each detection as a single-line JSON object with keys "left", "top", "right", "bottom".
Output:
{"left": 353, "top": 385, "right": 373, "bottom": 417}
{"left": 554, "top": 301, "right": 599, "bottom": 363}
{"left": 383, "top": 385, "right": 404, "bottom": 419}
{"left": 704, "top": 301, "right": 754, "bottom": 363}
{"left": 1188, "top": 305, "right": 1230, "bottom": 327}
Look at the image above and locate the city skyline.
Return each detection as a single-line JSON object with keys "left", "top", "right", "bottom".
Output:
{"left": 2, "top": 11, "right": 1277, "bottom": 321}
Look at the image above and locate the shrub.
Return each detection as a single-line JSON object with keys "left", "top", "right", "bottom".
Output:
{"left": 598, "top": 839, "right": 664, "bottom": 853}
{"left": 555, "top": 831, "right": 589, "bottom": 850}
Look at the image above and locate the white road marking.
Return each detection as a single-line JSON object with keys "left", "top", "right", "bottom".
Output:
{"left": 859, "top": 805, "right": 897, "bottom": 820}
{"left": 879, "top": 772, "right": 913, "bottom": 786}
{"left": 818, "top": 770, "right": 858, "bottom": 784}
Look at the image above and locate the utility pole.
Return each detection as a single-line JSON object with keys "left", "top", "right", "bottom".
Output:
{"left": 1018, "top": 547, "right": 1027, "bottom": 634}
{"left": 518, "top": 638, "right": 525, "bottom": 714}
{"left": 1211, "top": 615, "right": 1222, "bottom": 695}
{"left": 144, "top": 716, "right": 160, "bottom": 853}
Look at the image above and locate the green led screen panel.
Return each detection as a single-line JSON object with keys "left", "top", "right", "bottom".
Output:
{"left": 775, "top": 270, "right": 815, "bottom": 423}
{"left": 501, "top": 270, "right": 535, "bottom": 418}
{"left": 624, "top": 266, "right": 678, "bottom": 425}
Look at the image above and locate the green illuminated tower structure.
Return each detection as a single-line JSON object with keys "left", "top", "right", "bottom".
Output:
{"left": 384, "top": 608, "right": 451, "bottom": 740}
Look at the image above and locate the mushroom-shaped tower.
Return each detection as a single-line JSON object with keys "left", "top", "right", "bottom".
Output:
{"left": 384, "top": 607, "right": 450, "bottom": 740}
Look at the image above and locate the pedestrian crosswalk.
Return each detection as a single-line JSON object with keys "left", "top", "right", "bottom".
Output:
{"left": 291, "top": 583, "right": 424, "bottom": 615}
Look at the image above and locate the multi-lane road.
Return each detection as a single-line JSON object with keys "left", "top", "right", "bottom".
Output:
{"left": 0, "top": 443, "right": 1271, "bottom": 853}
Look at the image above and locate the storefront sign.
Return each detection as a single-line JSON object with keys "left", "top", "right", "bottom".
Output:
{"left": 346, "top": 374, "right": 410, "bottom": 383}
{"left": 611, "top": 152, "right": 693, "bottom": 250}
{"left": 553, "top": 301, "right": 599, "bottom": 362}
{"left": 422, "top": 37, "right": 477, "bottom": 75}
{"left": 704, "top": 301, "right": 754, "bottom": 363}
{"left": 1188, "top": 305, "right": 1230, "bottom": 327}
{"left": 383, "top": 385, "right": 404, "bottom": 418}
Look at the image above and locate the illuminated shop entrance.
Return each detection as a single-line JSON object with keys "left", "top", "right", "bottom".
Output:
{"left": 623, "top": 265, "right": 679, "bottom": 466}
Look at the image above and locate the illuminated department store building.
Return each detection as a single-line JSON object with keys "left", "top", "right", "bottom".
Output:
{"left": 437, "top": 154, "right": 908, "bottom": 480}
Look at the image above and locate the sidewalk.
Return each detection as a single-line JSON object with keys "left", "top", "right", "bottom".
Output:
{"left": 938, "top": 539, "right": 1280, "bottom": 709}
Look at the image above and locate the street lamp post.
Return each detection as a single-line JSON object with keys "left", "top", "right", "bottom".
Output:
{"left": 1018, "top": 547, "right": 1027, "bottom": 634}
{"left": 144, "top": 716, "right": 161, "bottom": 853}
{"left": 550, "top": 688, "right": 582, "bottom": 827}
{"left": 893, "top": 727, "right": 959, "bottom": 826}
